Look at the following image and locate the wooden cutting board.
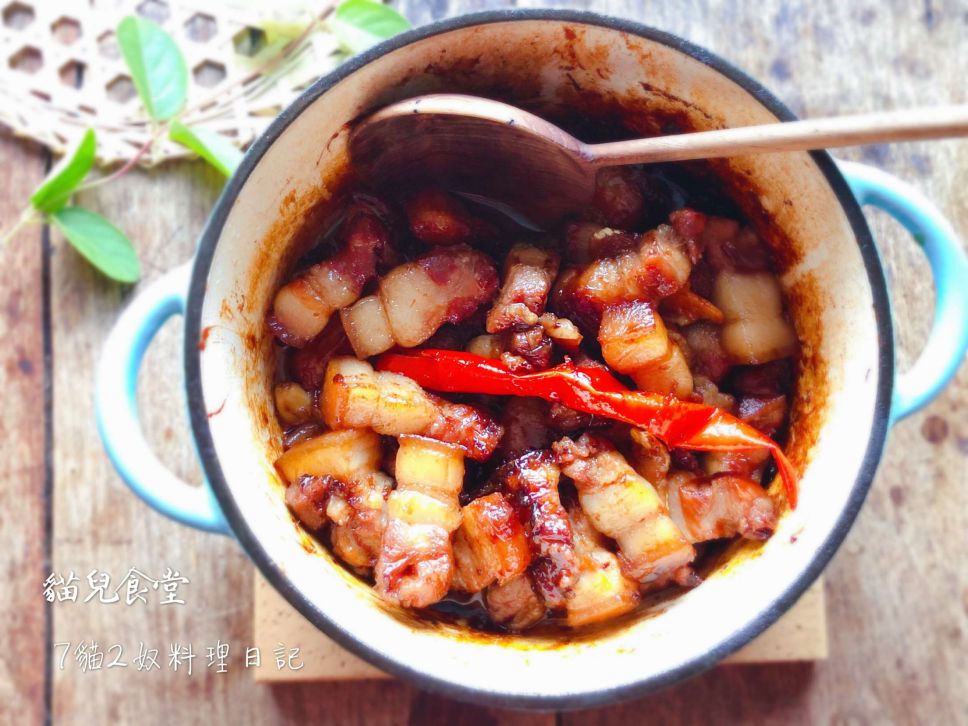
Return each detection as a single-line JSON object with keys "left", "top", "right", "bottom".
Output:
{"left": 251, "top": 575, "right": 827, "bottom": 682}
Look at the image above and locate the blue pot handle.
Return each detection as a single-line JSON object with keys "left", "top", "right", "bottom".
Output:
{"left": 95, "top": 263, "right": 232, "bottom": 535}
{"left": 839, "top": 161, "right": 968, "bottom": 423}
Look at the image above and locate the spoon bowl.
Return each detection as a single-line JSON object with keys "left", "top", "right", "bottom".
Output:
{"left": 350, "top": 93, "right": 968, "bottom": 227}
{"left": 349, "top": 94, "right": 599, "bottom": 225}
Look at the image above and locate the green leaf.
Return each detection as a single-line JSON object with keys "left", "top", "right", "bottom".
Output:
{"left": 117, "top": 16, "right": 188, "bottom": 121}
{"left": 30, "top": 129, "right": 97, "bottom": 213}
{"left": 329, "top": 0, "right": 410, "bottom": 55}
{"left": 169, "top": 121, "right": 242, "bottom": 176}
{"left": 260, "top": 20, "right": 306, "bottom": 45}
{"left": 51, "top": 208, "right": 140, "bottom": 283}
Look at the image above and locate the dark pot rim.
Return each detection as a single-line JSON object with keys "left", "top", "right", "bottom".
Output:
{"left": 184, "top": 8, "right": 893, "bottom": 711}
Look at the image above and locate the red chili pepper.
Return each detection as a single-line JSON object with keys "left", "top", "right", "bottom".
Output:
{"left": 376, "top": 349, "right": 799, "bottom": 508}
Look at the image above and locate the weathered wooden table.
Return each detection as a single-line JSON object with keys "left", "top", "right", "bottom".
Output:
{"left": 2, "top": 1, "right": 965, "bottom": 723}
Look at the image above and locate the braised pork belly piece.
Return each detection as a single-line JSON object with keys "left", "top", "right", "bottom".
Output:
{"left": 591, "top": 168, "right": 645, "bottom": 230}
{"left": 486, "top": 245, "right": 560, "bottom": 333}
{"left": 554, "top": 434, "right": 697, "bottom": 588}
{"left": 404, "top": 188, "right": 496, "bottom": 246}
{"left": 341, "top": 244, "right": 498, "bottom": 357}
{"left": 555, "top": 223, "right": 692, "bottom": 331}
{"left": 276, "top": 429, "right": 382, "bottom": 486}
{"left": 598, "top": 300, "right": 693, "bottom": 398}
{"left": 270, "top": 203, "right": 394, "bottom": 347}
{"left": 328, "top": 472, "right": 393, "bottom": 571}
{"left": 376, "top": 435, "right": 465, "bottom": 608}
{"left": 565, "top": 505, "right": 640, "bottom": 628}
{"left": 665, "top": 471, "right": 778, "bottom": 543}
{"left": 277, "top": 430, "right": 388, "bottom": 570}
{"left": 321, "top": 357, "right": 502, "bottom": 461}
{"left": 498, "top": 451, "right": 578, "bottom": 609}
{"left": 485, "top": 573, "right": 546, "bottom": 631}
{"left": 452, "top": 492, "right": 531, "bottom": 593}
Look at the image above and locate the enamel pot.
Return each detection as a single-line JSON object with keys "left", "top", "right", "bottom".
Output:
{"left": 95, "top": 10, "right": 968, "bottom": 710}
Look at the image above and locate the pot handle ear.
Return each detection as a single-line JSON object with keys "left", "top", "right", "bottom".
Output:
{"left": 839, "top": 160, "right": 968, "bottom": 422}
{"left": 95, "top": 263, "right": 232, "bottom": 535}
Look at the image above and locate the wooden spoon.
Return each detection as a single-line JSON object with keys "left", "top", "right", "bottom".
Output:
{"left": 349, "top": 94, "right": 968, "bottom": 225}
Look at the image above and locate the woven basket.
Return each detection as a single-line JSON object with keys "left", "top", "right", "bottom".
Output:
{"left": 0, "top": 0, "right": 342, "bottom": 166}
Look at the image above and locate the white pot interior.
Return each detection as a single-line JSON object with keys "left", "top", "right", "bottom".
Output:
{"left": 192, "top": 16, "right": 887, "bottom": 704}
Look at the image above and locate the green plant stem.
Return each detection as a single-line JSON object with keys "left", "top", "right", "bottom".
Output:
{"left": 76, "top": 132, "right": 156, "bottom": 194}
{"left": 179, "top": 6, "right": 332, "bottom": 120}
{"left": 0, "top": 208, "right": 40, "bottom": 247}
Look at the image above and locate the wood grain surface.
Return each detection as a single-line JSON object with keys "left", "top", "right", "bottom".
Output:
{"left": 0, "top": 1, "right": 964, "bottom": 724}
{"left": 0, "top": 137, "right": 47, "bottom": 726}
